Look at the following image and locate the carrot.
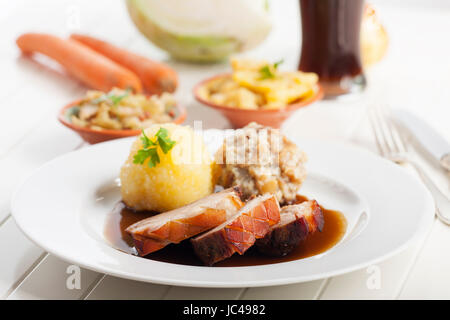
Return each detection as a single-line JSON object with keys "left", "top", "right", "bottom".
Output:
{"left": 16, "top": 33, "right": 142, "bottom": 93}
{"left": 70, "top": 34, "right": 178, "bottom": 95}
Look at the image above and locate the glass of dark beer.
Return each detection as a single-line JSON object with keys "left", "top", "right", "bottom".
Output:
{"left": 299, "top": 0, "right": 366, "bottom": 97}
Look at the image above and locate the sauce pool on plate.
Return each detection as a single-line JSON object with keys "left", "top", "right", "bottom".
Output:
{"left": 104, "top": 195, "right": 347, "bottom": 267}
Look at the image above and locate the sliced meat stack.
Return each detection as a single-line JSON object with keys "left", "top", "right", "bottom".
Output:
{"left": 191, "top": 194, "right": 280, "bottom": 266}
{"left": 126, "top": 187, "right": 244, "bottom": 256}
{"left": 255, "top": 200, "right": 324, "bottom": 257}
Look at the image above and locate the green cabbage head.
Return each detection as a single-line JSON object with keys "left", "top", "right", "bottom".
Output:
{"left": 126, "top": 0, "right": 272, "bottom": 62}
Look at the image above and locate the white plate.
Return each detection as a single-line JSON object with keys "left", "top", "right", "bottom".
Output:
{"left": 11, "top": 130, "right": 435, "bottom": 288}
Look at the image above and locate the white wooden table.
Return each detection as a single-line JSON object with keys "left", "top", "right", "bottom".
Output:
{"left": 1, "top": 0, "right": 449, "bottom": 300}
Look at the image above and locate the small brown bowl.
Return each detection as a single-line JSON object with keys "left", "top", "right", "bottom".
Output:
{"left": 58, "top": 100, "right": 187, "bottom": 144}
{"left": 193, "top": 74, "right": 324, "bottom": 128}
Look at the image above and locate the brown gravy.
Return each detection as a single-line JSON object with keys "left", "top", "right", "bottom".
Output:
{"left": 104, "top": 195, "right": 347, "bottom": 267}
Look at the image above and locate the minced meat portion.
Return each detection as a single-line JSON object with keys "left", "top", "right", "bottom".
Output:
{"left": 214, "top": 122, "right": 307, "bottom": 205}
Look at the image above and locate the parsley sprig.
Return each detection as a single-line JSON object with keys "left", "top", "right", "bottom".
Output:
{"left": 259, "top": 59, "right": 284, "bottom": 80}
{"left": 92, "top": 88, "right": 131, "bottom": 106}
{"left": 133, "top": 128, "right": 176, "bottom": 168}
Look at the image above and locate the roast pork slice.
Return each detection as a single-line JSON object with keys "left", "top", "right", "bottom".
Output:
{"left": 126, "top": 187, "right": 244, "bottom": 256}
{"left": 191, "top": 194, "right": 281, "bottom": 266}
{"left": 255, "top": 200, "right": 324, "bottom": 257}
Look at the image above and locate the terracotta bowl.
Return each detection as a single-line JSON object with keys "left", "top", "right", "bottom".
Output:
{"left": 58, "top": 100, "right": 187, "bottom": 144}
{"left": 193, "top": 74, "right": 324, "bottom": 128}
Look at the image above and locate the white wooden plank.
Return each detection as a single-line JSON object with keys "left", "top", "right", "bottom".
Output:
{"left": 85, "top": 276, "right": 169, "bottom": 300}
{"left": 7, "top": 254, "right": 101, "bottom": 300}
{"left": 0, "top": 0, "right": 26, "bottom": 23}
{"left": 164, "top": 287, "right": 244, "bottom": 300}
{"left": 0, "top": 109, "right": 83, "bottom": 299}
{"left": 0, "top": 84, "right": 83, "bottom": 156}
{"left": 319, "top": 236, "right": 428, "bottom": 300}
{"left": 241, "top": 280, "right": 326, "bottom": 300}
{"left": 398, "top": 219, "right": 450, "bottom": 299}
{"left": 0, "top": 119, "right": 82, "bottom": 222}
{"left": 0, "top": 217, "right": 45, "bottom": 298}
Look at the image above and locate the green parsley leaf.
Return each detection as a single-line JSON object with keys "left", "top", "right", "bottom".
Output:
{"left": 259, "top": 60, "right": 285, "bottom": 80}
{"left": 274, "top": 59, "right": 284, "bottom": 69}
{"left": 92, "top": 88, "right": 131, "bottom": 106}
{"left": 133, "top": 148, "right": 152, "bottom": 165}
{"left": 140, "top": 130, "right": 156, "bottom": 149}
{"left": 155, "top": 128, "right": 176, "bottom": 154}
{"left": 156, "top": 127, "right": 168, "bottom": 139}
{"left": 132, "top": 128, "right": 176, "bottom": 168}
{"left": 146, "top": 148, "right": 160, "bottom": 168}
{"left": 259, "top": 65, "right": 274, "bottom": 80}
{"left": 110, "top": 89, "right": 130, "bottom": 105}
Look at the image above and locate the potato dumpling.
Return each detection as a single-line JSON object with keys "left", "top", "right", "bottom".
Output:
{"left": 120, "top": 123, "right": 215, "bottom": 212}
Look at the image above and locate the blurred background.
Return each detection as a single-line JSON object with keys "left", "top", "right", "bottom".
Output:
{"left": 3, "top": 0, "right": 449, "bottom": 140}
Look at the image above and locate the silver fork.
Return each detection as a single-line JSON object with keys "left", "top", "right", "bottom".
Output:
{"left": 369, "top": 104, "right": 450, "bottom": 225}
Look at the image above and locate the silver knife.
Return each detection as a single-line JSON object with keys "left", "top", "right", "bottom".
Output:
{"left": 393, "top": 109, "right": 450, "bottom": 171}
